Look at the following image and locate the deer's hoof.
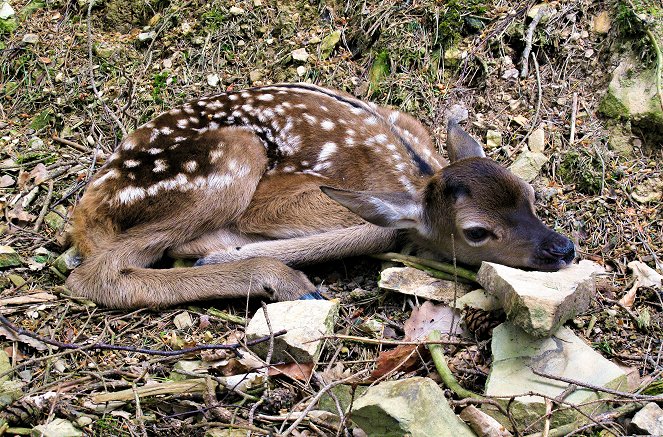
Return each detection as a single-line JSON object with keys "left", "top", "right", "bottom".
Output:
{"left": 298, "top": 291, "right": 326, "bottom": 300}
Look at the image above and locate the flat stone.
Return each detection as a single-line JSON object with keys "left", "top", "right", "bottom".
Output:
{"left": 206, "top": 73, "right": 220, "bottom": 87}
{"left": 246, "top": 300, "right": 339, "bottom": 363}
{"left": 453, "top": 288, "right": 501, "bottom": 311}
{"left": 631, "top": 402, "right": 663, "bottom": 435}
{"left": 53, "top": 246, "right": 81, "bottom": 273}
{"left": 379, "top": 267, "right": 472, "bottom": 303}
{"left": 0, "top": 380, "right": 23, "bottom": 407}
{"left": 229, "top": 6, "right": 244, "bottom": 15}
{"left": 528, "top": 127, "right": 545, "bottom": 153}
{"left": 484, "top": 323, "right": 627, "bottom": 430}
{"left": 477, "top": 261, "right": 604, "bottom": 337}
{"left": 31, "top": 418, "right": 82, "bottom": 437}
{"left": 0, "top": 2, "right": 15, "bottom": 19}
{"left": 137, "top": 31, "right": 156, "bottom": 42}
{"left": 508, "top": 150, "right": 548, "bottom": 182}
{"left": 173, "top": 311, "right": 193, "bottom": 330}
{"left": 0, "top": 245, "right": 21, "bottom": 268}
{"left": 291, "top": 48, "right": 309, "bottom": 62}
{"left": 44, "top": 205, "right": 67, "bottom": 232}
{"left": 351, "top": 377, "right": 475, "bottom": 437}
{"left": 320, "top": 30, "right": 341, "bottom": 59}
{"left": 22, "top": 33, "right": 39, "bottom": 44}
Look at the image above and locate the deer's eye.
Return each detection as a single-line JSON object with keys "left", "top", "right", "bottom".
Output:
{"left": 463, "top": 227, "right": 491, "bottom": 244}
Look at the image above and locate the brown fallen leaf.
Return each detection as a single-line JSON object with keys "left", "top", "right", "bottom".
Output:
{"left": 404, "top": 300, "right": 465, "bottom": 340}
{"left": 0, "top": 326, "right": 50, "bottom": 351}
{"left": 7, "top": 205, "right": 37, "bottom": 223}
{"left": 370, "top": 344, "right": 421, "bottom": 380}
{"left": 30, "top": 163, "right": 49, "bottom": 186}
{"left": 268, "top": 362, "right": 314, "bottom": 381}
{"left": 619, "top": 261, "right": 663, "bottom": 307}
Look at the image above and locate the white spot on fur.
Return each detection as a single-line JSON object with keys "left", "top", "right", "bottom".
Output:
{"left": 374, "top": 134, "right": 388, "bottom": 144}
{"left": 257, "top": 94, "right": 274, "bottom": 101}
{"left": 208, "top": 173, "right": 233, "bottom": 188}
{"left": 160, "top": 126, "right": 174, "bottom": 135}
{"left": 147, "top": 148, "right": 163, "bottom": 155}
{"left": 241, "top": 92, "right": 251, "bottom": 98}
{"left": 210, "top": 149, "right": 224, "bottom": 163}
{"left": 144, "top": 122, "right": 155, "bottom": 129}
{"left": 389, "top": 111, "right": 400, "bottom": 123}
{"left": 149, "top": 130, "right": 159, "bottom": 142}
{"left": 242, "top": 104, "right": 254, "bottom": 112}
{"left": 365, "top": 116, "right": 378, "bottom": 125}
{"left": 170, "top": 108, "right": 182, "bottom": 115}
{"left": 92, "top": 169, "right": 119, "bottom": 187}
{"left": 207, "top": 101, "right": 224, "bottom": 110}
{"left": 118, "top": 186, "right": 146, "bottom": 204}
{"left": 184, "top": 106, "right": 195, "bottom": 115}
{"left": 294, "top": 103, "right": 307, "bottom": 110}
{"left": 321, "top": 120, "right": 335, "bottom": 131}
{"left": 123, "top": 139, "right": 136, "bottom": 150}
{"left": 177, "top": 119, "right": 188, "bottom": 129}
{"left": 318, "top": 142, "right": 337, "bottom": 161}
{"left": 153, "top": 159, "right": 168, "bottom": 173}
{"left": 124, "top": 160, "right": 140, "bottom": 168}
{"left": 283, "top": 165, "right": 295, "bottom": 173}
{"left": 303, "top": 114, "right": 317, "bottom": 124}
{"left": 320, "top": 105, "right": 328, "bottom": 112}
{"left": 351, "top": 107, "right": 363, "bottom": 115}
{"left": 189, "top": 116, "right": 199, "bottom": 123}
{"left": 174, "top": 136, "right": 186, "bottom": 143}
{"left": 228, "top": 94, "right": 239, "bottom": 101}
{"left": 281, "top": 101, "right": 292, "bottom": 108}
{"left": 312, "top": 161, "right": 332, "bottom": 171}
{"left": 183, "top": 161, "right": 198, "bottom": 172}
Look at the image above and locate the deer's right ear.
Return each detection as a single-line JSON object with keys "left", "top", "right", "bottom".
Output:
{"left": 446, "top": 120, "right": 485, "bottom": 163}
{"left": 320, "top": 186, "right": 422, "bottom": 229}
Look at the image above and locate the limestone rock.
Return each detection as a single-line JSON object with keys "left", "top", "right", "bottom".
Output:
{"left": 600, "top": 56, "right": 663, "bottom": 136}
{"left": 31, "top": 418, "right": 82, "bottom": 437}
{"left": 0, "top": 246, "right": 21, "bottom": 268}
{"left": 320, "top": 30, "right": 341, "bottom": 59}
{"left": 508, "top": 150, "right": 548, "bottom": 182}
{"left": 477, "top": 261, "right": 604, "bottom": 337}
{"left": 631, "top": 402, "right": 663, "bottom": 435}
{"left": 379, "top": 266, "right": 472, "bottom": 302}
{"left": 528, "top": 127, "right": 545, "bottom": 153}
{"left": 486, "top": 130, "right": 502, "bottom": 149}
{"left": 453, "top": 288, "right": 501, "bottom": 311}
{"left": 485, "top": 323, "right": 627, "bottom": 430}
{"left": 53, "top": 246, "right": 81, "bottom": 273}
{"left": 246, "top": 300, "right": 339, "bottom": 363}
{"left": 0, "top": 2, "right": 15, "bottom": 19}
{"left": 291, "top": 48, "right": 309, "bottom": 62}
{"left": 351, "top": 377, "right": 475, "bottom": 437}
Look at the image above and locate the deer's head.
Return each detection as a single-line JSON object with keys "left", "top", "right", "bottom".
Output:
{"left": 322, "top": 121, "right": 575, "bottom": 271}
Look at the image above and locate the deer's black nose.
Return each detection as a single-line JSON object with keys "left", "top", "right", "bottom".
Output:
{"left": 542, "top": 236, "right": 575, "bottom": 263}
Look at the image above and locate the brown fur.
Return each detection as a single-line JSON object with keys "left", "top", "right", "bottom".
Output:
{"left": 67, "top": 84, "right": 574, "bottom": 308}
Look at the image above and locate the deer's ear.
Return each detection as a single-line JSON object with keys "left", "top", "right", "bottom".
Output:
{"left": 446, "top": 120, "right": 485, "bottom": 162}
{"left": 321, "top": 186, "right": 422, "bottom": 229}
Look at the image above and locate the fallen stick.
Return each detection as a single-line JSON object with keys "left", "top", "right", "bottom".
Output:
{"left": 428, "top": 330, "right": 482, "bottom": 399}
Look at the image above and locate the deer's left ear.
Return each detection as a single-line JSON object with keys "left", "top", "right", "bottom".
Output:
{"left": 321, "top": 186, "right": 422, "bottom": 229}
{"left": 446, "top": 120, "right": 485, "bottom": 162}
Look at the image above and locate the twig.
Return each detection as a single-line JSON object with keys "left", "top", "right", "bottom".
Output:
{"left": 530, "top": 368, "right": 663, "bottom": 401}
{"left": 521, "top": 7, "right": 547, "bottom": 78}
{"left": 33, "top": 180, "right": 54, "bottom": 232}
{"left": 0, "top": 314, "right": 285, "bottom": 357}
{"left": 513, "top": 52, "right": 543, "bottom": 155}
{"left": 281, "top": 369, "right": 369, "bottom": 436}
{"left": 569, "top": 92, "right": 578, "bottom": 144}
{"left": 315, "top": 333, "right": 471, "bottom": 346}
{"left": 603, "top": 298, "right": 645, "bottom": 331}
{"left": 645, "top": 28, "right": 663, "bottom": 112}
{"left": 428, "top": 330, "right": 481, "bottom": 399}
{"left": 52, "top": 136, "right": 89, "bottom": 153}
{"left": 372, "top": 252, "right": 478, "bottom": 282}
{"left": 133, "top": 384, "right": 149, "bottom": 437}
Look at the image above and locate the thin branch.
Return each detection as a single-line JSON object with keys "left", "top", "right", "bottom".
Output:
{"left": 521, "top": 7, "right": 547, "bottom": 77}
{"left": 372, "top": 252, "right": 478, "bottom": 282}
{"left": 0, "top": 314, "right": 285, "bottom": 357}
{"left": 428, "top": 330, "right": 482, "bottom": 399}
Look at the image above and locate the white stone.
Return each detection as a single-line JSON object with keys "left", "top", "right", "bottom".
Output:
{"left": 477, "top": 260, "right": 604, "bottom": 337}
{"left": 453, "top": 288, "right": 501, "bottom": 311}
{"left": 484, "top": 323, "right": 627, "bottom": 430}
{"left": 206, "top": 73, "right": 220, "bottom": 87}
{"left": 245, "top": 300, "right": 339, "bottom": 363}
{"left": 173, "top": 311, "right": 193, "bottom": 330}
{"left": 32, "top": 418, "right": 83, "bottom": 437}
{"left": 291, "top": 48, "right": 309, "bottom": 62}
{"left": 296, "top": 65, "right": 307, "bottom": 77}
{"left": 22, "top": 33, "right": 39, "bottom": 44}
{"left": 0, "top": 2, "right": 15, "bottom": 19}
{"left": 486, "top": 130, "right": 502, "bottom": 149}
{"left": 508, "top": 150, "right": 548, "bottom": 182}
{"left": 352, "top": 377, "right": 475, "bottom": 437}
{"left": 528, "top": 127, "right": 545, "bottom": 153}
{"left": 379, "top": 267, "right": 472, "bottom": 303}
{"left": 229, "top": 6, "right": 244, "bottom": 15}
{"left": 631, "top": 402, "right": 663, "bottom": 435}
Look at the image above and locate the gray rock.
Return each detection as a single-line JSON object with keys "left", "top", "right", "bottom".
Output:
{"left": 486, "top": 130, "right": 502, "bottom": 149}
{"left": 291, "top": 48, "right": 309, "bottom": 62}
{"left": 53, "top": 246, "right": 81, "bottom": 273}
{"left": 379, "top": 266, "right": 472, "bottom": 303}
{"left": 508, "top": 150, "right": 548, "bottom": 182}
{"left": 22, "top": 33, "right": 39, "bottom": 44}
{"left": 138, "top": 31, "right": 156, "bottom": 42}
{"left": 31, "top": 418, "right": 82, "bottom": 437}
{"left": 320, "top": 30, "right": 341, "bottom": 60}
{"left": 631, "top": 402, "right": 663, "bottom": 435}
{"left": 44, "top": 205, "right": 67, "bottom": 232}
{"left": 453, "top": 288, "right": 502, "bottom": 311}
{"left": 528, "top": 127, "right": 545, "bottom": 153}
{"left": 0, "top": 2, "right": 15, "bottom": 19}
{"left": 484, "top": 323, "right": 627, "bottom": 430}
{"left": 477, "top": 261, "right": 604, "bottom": 337}
{"left": 445, "top": 104, "right": 469, "bottom": 124}
{"left": 246, "top": 300, "right": 339, "bottom": 363}
{"left": 600, "top": 56, "right": 663, "bottom": 135}
{"left": 351, "top": 377, "right": 475, "bottom": 437}
{"left": 0, "top": 245, "right": 21, "bottom": 268}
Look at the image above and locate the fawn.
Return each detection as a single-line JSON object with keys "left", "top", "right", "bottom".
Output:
{"left": 67, "top": 83, "right": 575, "bottom": 308}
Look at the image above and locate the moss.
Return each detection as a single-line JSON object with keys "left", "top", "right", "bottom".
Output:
{"left": 599, "top": 90, "right": 630, "bottom": 119}
{"left": 0, "top": 17, "right": 17, "bottom": 34}
{"left": 558, "top": 151, "right": 604, "bottom": 195}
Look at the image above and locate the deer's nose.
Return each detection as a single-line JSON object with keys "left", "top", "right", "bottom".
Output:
{"left": 543, "top": 236, "right": 575, "bottom": 263}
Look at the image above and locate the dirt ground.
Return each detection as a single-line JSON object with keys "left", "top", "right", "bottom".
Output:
{"left": 0, "top": 0, "right": 662, "bottom": 435}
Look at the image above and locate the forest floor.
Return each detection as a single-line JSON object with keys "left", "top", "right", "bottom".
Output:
{"left": 0, "top": 0, "right": 662, "bottom": 435}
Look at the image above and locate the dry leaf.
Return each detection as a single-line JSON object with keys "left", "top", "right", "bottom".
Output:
{"left": 318, "top": 362, "right": 351, "bottom": 385}
{"left": 0, "top": 292, "right": 58, "bottom": 306}
{"left": 0, "top": 175, "right": 15, "bottom": 187}
{"left": 619, "top": 261, "right": 663, "bottom": 307}
{"left": 268, "top": 362, "right": 314, "bottom": 381}
{"left": 0, "top": 326, "right": 50, "bottom": 351}
{"left": 6, "top": 205, "right": 37, "bottom": 223}
{"left": 17, "top": 170, "right": 31, "bottom": 190}
{"left": 404, "top": 300, "right": 465, "bottom": 340}
{"left": 30, "top": 163, "right": 49, "bottom": 185}
{"left": 370, "top": 344, "right": 421, "bottom": 380}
